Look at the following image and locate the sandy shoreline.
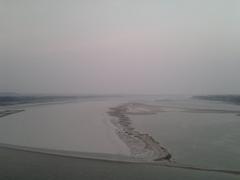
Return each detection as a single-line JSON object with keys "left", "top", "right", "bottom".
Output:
{"left": 0, "top": 142, "right": 239, "bottom": 176}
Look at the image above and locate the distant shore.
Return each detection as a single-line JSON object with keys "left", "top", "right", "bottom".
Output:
{"left": 0, "top": 109, "right": 25, "bottom": 118}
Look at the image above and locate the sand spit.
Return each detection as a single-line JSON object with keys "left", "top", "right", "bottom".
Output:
{"left": 108, "top": 103, "right": 172, "bottom": 162}
{"left": 0, "top": 109, "right": 25, "bottom": 118}
{"left": 107, "top": 102, "right": 240, "bottom": 161}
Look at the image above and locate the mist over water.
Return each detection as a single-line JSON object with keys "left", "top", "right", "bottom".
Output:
{"left": 1, "top": 1, "right": 240, "bottom": 180}
{"left": 1, "top": 0, "right": 240, "bottom": 95}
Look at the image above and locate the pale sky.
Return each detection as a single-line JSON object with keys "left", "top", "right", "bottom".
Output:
{"left": 1, "top": 0, "right": 240, "bottom": 95}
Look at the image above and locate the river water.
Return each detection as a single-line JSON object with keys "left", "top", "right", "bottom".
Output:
{"left": 0, "top": 95, "right": 240, "bottom": 179}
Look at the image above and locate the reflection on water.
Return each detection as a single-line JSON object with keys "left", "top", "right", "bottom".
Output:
{"left": 0, "top": 100, "right": 129, "bottom": 155}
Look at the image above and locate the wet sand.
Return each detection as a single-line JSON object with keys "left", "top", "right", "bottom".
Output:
{"left": 108, "top": 103, "right": 171, "bottom": 161}
{"left": 1, "top": 146, "right": 239, "bottom": 180}
{"left": 0, "top": 143, "right": 240, "bottom": 178}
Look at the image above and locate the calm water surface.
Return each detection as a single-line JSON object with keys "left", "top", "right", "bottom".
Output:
{"left": 0, "top": 96, "right": 240, "bottom": 179}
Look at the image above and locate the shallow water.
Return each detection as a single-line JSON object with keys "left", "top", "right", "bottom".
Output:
{"left": 0, "top": 100, "right": 129, "bottom": 155}
{"left": 131, "top": 98, "right": 240, "bottom": 170}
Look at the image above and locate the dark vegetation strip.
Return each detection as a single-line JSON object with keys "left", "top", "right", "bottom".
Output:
{"left": 194, "top": 95, "right": 240, "bottom": 105}
{"left": 0, "top": 110, "right": 25, "bottom": 118}
{"left": 0, "top": 96, "right": 79, "bottom": 106}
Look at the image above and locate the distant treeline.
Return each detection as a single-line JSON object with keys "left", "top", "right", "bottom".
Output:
{"left": 0, "top": 95, "right": 79, "bottom": 106}
{"left": 194, "top": 95, "right": 240, "bottom": 105}
{"left": 0, "top": 94, "right": 124, "bottom": 106}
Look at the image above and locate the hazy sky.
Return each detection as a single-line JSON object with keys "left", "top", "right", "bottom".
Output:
{"left": 1, "top": 0, "right": 240, "bottom": 95}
